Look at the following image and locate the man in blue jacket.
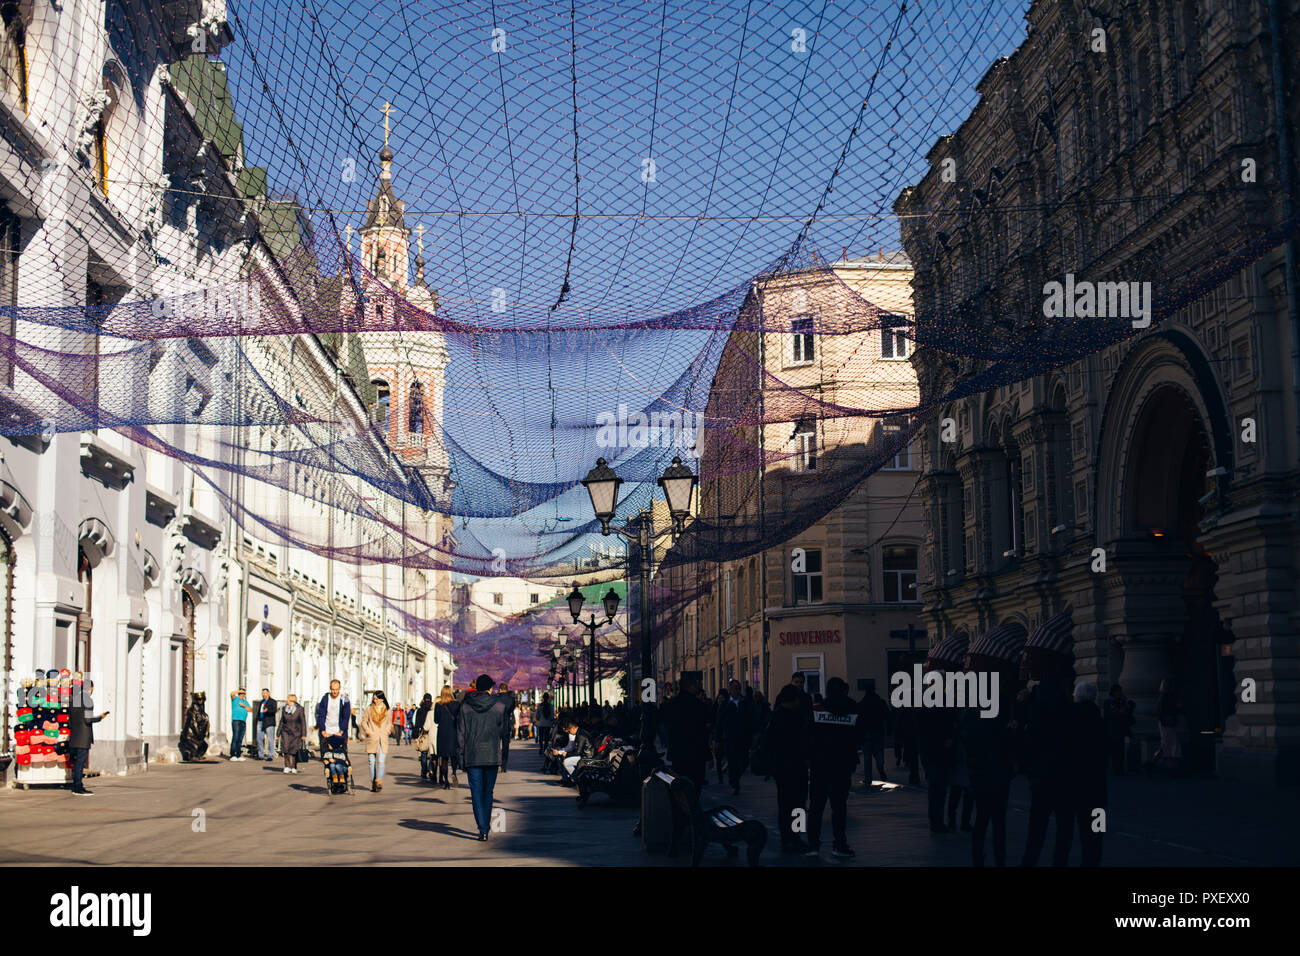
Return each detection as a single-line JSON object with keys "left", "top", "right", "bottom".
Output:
{"left": 315, "top": 680, "right": 352, "bottom": 757}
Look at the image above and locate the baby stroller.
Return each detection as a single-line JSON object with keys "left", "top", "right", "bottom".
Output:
{"left": 320, "top": 736, "right": 354, "bottom": 796}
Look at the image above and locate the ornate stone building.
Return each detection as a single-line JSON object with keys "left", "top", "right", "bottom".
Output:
{"left": 896, "top": 0, "right": 1299, "bottom": 783}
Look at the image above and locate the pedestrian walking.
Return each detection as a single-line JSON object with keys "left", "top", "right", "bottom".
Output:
{"left": 315, "top": 680, "right": 352, "bottom": 762}
{"left": 229, "top": 688, "right": 252, "bottom": 760}
{"left": 497, "top": 682, "right": 516, "bottom": 773}
{"left": 360, "top": 691, "right": 393, "bottom": 792}
{"left": 457, "top": 675, "right": 512, "bottom": 841}
{"left": 1146, "top": 678, "right": 1181, "bottom": 774}
{"left": 767, "top": 685, "right": 809, "bottom": 854}
{"left": 413, "top": 693, "right": 434, "bottom": 780}
{"left": 1016, "top": 609, "right": 1075, "bottom": 866}
{"left": 256, "top": 688, "right": 278, "bottom": 761}
{"left": 1103, "top": 684, "right": 1134, "bottom": 774}
{"left": 390, "top": 701, "right": 405, "bottom": 747}
{"left": 807, "top": 677, "right": 860, "bottom": 859}
{"left": 718, "top": 679, "right": 754, "bottom": 794}
{"left": 66, "top": 680, "right": 108, "bottom": 796}
{"left": 960, "top": 632, "right": 1018, "bottom": 867}
{"left": 434, "top": 685, "right": 459, "bottom": 789}
{"left": 278, "top": 694, "right": 306, "bottom": 773}
{"left": 535, "top": 692, "right": 555, "bottom": 754}
{"left": 659, "top": 673, "right": 711, "bottom": 793}
{"left": 858, "top": 685, "right": 891, "bottom": 784}
{"left": 1062, "top": 682, "right": 1107, "bottom": 865}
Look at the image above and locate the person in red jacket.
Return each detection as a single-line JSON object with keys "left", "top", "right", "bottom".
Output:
{"left": 391, "top": 702, "right": 406, "bottom": 747}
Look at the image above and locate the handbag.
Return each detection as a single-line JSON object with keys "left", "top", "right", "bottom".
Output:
{"left": 414, "top": 731, "right": 430, "bottom": 753}
{"left": 297, "top": 746, "right": 311, "bottom": 763}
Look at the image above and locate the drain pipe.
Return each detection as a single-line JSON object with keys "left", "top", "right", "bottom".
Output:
{"left": 1268, "top": 0, "right": 1299, "bottom": 451}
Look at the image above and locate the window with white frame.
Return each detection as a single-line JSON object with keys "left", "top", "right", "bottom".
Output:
{"left": 881, "top": 544, "right": 918, "bottom": 602}
{"left": 791, "top": 548, "right": 823, "bottom": 604}
{"left": 789, "top": 316, "right": 815, "bottom": 365}
{"left": 880, "top": 313, "right": 912, "bottom": 360}
{"left": 794, "top": 419, "right": 817, "bottom": 472}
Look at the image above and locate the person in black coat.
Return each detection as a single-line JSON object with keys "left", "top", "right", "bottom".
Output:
{"left": 717, "top": 679, "right": 755, "bottom": 794}
{"left": 1060, "top": 682, "right": 1107, "bottom": 866}
{"left": 858, "top": 686, "right": 891, "bottom": 784}
{"left": 66, "top": 680, "right": 108, "bottom": 796}
{"left": 767, "top": 685, "right": 810, "bottom": 854}
{"left": 413, "top": 693, "right": 434, "bottom": 780}
{"left": 807, "top": 678, "right": 860, "bottom": 858}
{"left": 433, "top": 686, "right": 459, "bottom": 789}
{"left": 960, "top": 660, "right": 1018, "bottom": 866}
{"left": 1017, "top": 649, "right": 1075, "bottom": 866}
{"left": 659, "top": 675, "right": 712, "bottom": 792}
{"left": 1102, "top": 684, "right": 1134, "bottom": 775}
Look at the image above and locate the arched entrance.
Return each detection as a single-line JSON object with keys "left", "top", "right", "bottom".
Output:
{"left": 1124, "top": 384, "right": 1229, "bottom": 772}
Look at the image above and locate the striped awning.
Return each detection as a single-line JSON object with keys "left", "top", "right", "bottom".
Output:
{"left": 1025, "top": 606, "right": 1075, "bottom": 656}
{"left": 968, "top": 622, "right": 1028, "bottom": 664}
{"left": 927, "top": 628, "right": 970, "bottom": 667}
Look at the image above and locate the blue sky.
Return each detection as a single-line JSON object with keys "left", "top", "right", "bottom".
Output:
{"left": 219, "top": 0, "right": 1031, "bottom": 566}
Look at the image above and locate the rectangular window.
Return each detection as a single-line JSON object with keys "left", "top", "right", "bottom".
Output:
{"left": 881, "top": 419, "right": 911, "bottom": 470}
{"left": 881, "top": 544, "right": 918, "bottom": 602}
{"left": 1074, "top": 479, "right": 1089, "bottom": 517}
{"left": 791, "top": 548, "right": 823, "bottom": 605}
{"left": 790, "top": 316, "right": 814, "bottom": 365}
{"left": 492, "top": 593, "right": 504, "bottom": 606}
{"left": 880, "top": 314, "right": 912, "bottom": 360}
{"left": 724, "top": 571, "right": 734, "bottom": 629}
{"left": 794, "top": 419, "right": 817, "bottom": 472}
{"left": 529, "top": 593, "right": 539, "bottom": 604}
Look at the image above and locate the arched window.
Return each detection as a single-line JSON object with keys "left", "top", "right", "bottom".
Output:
{"left": 408, "top": 380, "right": 424, "bottom": 434}
{"left": 372, "top": 379, "right": 389, "bottom": 426}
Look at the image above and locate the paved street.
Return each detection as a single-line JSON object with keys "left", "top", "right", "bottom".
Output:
{"left": 1, "top": 742, "right": 1293, "bottom": 866}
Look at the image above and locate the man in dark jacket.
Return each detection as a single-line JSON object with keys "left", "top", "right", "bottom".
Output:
{"left": 807, "top": 677, "right": 860, "bottom": 858}
{"left": 255, "top": 688, "right": 278, "bottom": 761}
{"left": 457, "top": 675, "right": 512, "bottom": 841}
{"left": 767, "top": 685, "right": 810, "bottom": 853}
{"left": 315, "top": 680, "right": 352, "bottom": 757}
{"left": 66, "top": 680, "right": 108, "bottom": 796}
{"left": 551, "top": 715, "right": 594, "bottom": 783}
{"left": 1017, "top": 666, "right": 1074, "bottom": 865}
{"left": 1059, "top": 682, "right": 1107, "bottom": 866}
{"left": 716, "top": 679, "right": 755, "bottom": 794}
{"left": 659, "top": 674, "right": 712, "bottom": 792}
{"left": 858, "top": 686, "right": 891, "bottom": 785}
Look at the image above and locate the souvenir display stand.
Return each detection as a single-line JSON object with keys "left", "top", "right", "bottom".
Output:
{"left": 12, "top": 669, "right": 74, "bottom": 789}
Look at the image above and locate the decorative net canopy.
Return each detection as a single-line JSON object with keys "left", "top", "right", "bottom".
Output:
{"left": 8, "top": 1, "right": 1296, "bottom": 680}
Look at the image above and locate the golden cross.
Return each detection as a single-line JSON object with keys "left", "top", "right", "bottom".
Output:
{"left": 380, "top": 101, "right": 395, "bottom": 149}
{"left": 342, "top": 224, "right": 354, "bottom": 249}
{"left": 414, "top": 223, "right": 426, "bottom": 256}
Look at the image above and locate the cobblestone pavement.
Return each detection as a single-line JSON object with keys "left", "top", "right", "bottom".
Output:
{"left": 1, "top": 743, "right": 1293, "bottom": 866}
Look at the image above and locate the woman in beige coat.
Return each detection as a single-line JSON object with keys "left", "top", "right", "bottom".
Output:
{"left": 360, "top": 691, "right": 393, "bottom": 791}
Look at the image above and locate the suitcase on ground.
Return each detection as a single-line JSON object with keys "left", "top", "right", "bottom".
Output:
{"left": 640, "top": 769, "right": 675, "bottom": 853}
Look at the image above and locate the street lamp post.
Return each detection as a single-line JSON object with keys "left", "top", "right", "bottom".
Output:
{"left": 580, "top": 455, "right": 697, "bottom": 772}
{"left": 568, "top": 584, "right": 620, "bottom": 708}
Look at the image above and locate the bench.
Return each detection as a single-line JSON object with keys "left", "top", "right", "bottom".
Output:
{"left": 575, "top": 744, "right": 638, "bottom": 806}
{"left": 659, "top": 769, "right": 766, "bottom": 866}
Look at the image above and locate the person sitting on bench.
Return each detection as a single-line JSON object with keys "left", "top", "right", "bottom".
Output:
{"left": 551, "top": 716, "right": 593, "bottom": 784}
